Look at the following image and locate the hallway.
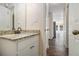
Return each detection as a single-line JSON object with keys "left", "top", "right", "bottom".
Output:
{"left": 47, "top": 31, "right": 68, "bottom": 56}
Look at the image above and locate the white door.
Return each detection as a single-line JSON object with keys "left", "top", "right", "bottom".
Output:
{"left": 69, "top": 3, "right": 79, "bottom": 56}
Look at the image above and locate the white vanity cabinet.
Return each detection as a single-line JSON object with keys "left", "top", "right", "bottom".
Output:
{"left": 0, "top": 33, "right": 39, "bottom": 56}
{"left": 17, "top": 35, "right": 39, "bottom": 56}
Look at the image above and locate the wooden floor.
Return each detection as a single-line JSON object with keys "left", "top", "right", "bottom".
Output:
{"left": 47, "top": 31, "right": 68, "bottom": 56}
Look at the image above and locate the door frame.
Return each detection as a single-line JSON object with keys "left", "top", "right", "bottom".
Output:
{"left": 64, "top": 3, "right": 69, "bottom": 49}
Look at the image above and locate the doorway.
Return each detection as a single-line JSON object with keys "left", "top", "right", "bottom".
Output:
{"left": 47, "top": 3, "right": 68, "bottom": 56}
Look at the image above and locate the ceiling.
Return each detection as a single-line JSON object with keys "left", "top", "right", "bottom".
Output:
{"left": 49, "top": 3, "right": 65, "bottom": 13}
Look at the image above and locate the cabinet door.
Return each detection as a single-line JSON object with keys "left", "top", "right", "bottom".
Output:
{"left": 18, "top": 44, "right": 31, "bottom": 56}
{"left": 18, "top": 36, "right": 38, "bottom": 51}
{"left": 18, "top": 42, "right": 39, "bottom": 56}
{"left": 18, "top": 35, "right": 39, "bottom": 56}
{"left": 0, "top": 39, "right": 17, "bottom": 56}
{"left": 30, "top": 43, "right": 39, "bottom": 56}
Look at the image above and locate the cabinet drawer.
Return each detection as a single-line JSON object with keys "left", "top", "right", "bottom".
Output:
{"left": 18, "top": 35, "right": 39, "bottom": 51}
{"left": 18, "top": 42, "right": 39, "bottom": 56}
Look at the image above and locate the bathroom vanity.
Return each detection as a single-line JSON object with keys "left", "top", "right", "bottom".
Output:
{"left": 0, "top": 32, "right": 40, "bottom": 56}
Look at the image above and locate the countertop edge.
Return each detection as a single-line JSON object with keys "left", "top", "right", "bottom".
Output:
{"left": 0, "top": 33, "right": 39, "bottom": 41}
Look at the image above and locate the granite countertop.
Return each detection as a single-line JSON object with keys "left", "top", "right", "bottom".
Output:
{"left": 0, "top": 32, "right": 39, "bottom": 40}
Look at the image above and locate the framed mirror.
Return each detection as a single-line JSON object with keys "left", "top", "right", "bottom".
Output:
{"left": 0, "top": 3, "right": 14, "bottom": 31}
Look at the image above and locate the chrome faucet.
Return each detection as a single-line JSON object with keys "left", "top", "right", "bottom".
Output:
{"left": 17, "top": 27, "right": 22, "bottom": 32}
{"left": 14, "top": 27, "right": 22, "bottom": 34}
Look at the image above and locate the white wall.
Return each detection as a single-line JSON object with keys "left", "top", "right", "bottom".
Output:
{"left": 69, "top": 3, "right": 79, "bottom": 55}
{"left": 26, "top": 3, "right": 46, "bottom": 55}
{"left": 14, "top": 4, "right": 26, "bottom": 30}
{"left": 26, "top": 3, "right": 41, "bottom": 30}
{"left": 53, "top": 11, "right": 64, "bottom": 22}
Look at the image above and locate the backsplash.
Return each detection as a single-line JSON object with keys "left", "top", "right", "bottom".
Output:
{"left": 22, "top": 30, "right": 40, "bottom": 33}
{"left": 0, "top": 30, "right": 14, "bottom": 35}
{"left": 0, "top": 30, "right": 40, "bottom": 35}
